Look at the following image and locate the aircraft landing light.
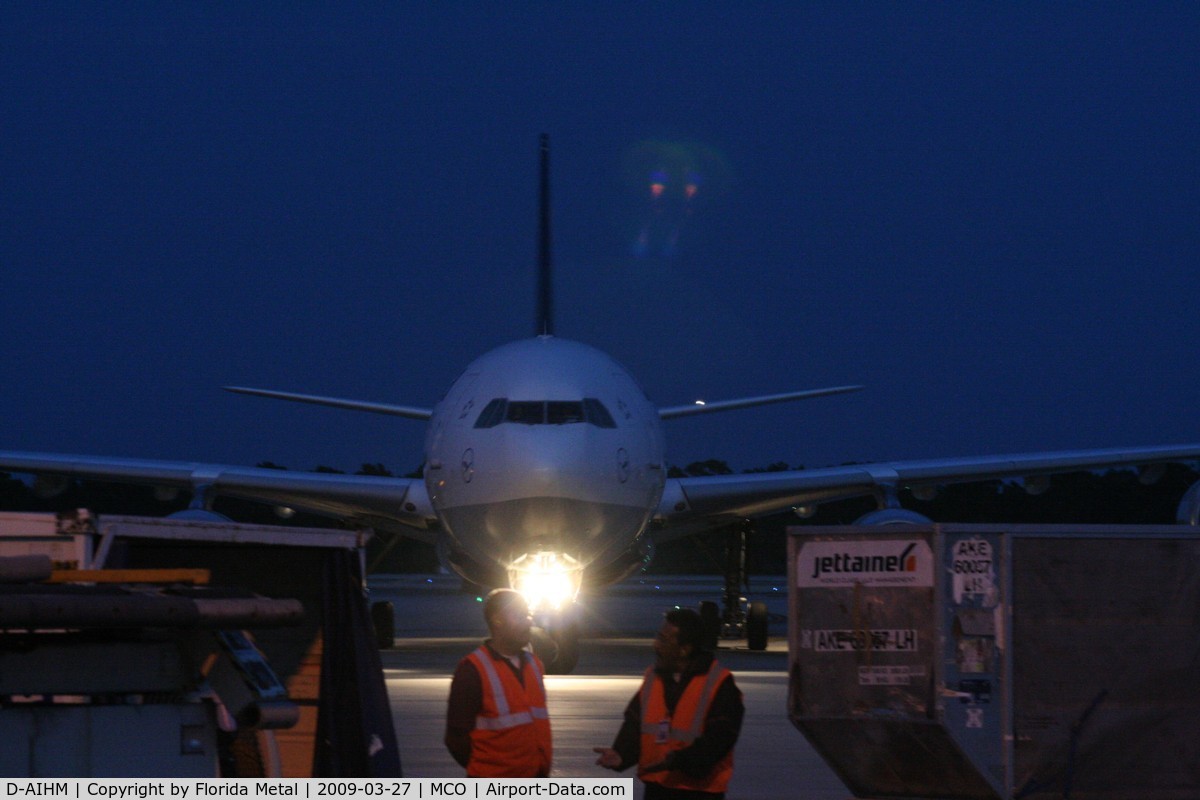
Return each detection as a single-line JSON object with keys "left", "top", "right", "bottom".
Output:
{"left": 508, "top": 551, "right": 583, "bottom": 612}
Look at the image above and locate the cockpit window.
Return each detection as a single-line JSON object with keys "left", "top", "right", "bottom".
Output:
{"left": 474, "top": 398, "right": 507, "bottom": 429}
{"left": 506, "top": 401, "right": 544, "bottom": 425}
{"left": 473, "top": 398, "right": 619, "bottom": 429}
{"left": 547, "top": 401, "right": 584, "bottom": 424}
{"left": 583, "top": 398, "right": 616, "bottom": 428}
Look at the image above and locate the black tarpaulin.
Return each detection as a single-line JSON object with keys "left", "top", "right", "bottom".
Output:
{"left": 314, "top": 548, "right": 403, "bottom": 777}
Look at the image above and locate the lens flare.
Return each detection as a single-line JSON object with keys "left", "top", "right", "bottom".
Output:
{"left": 621, "top": 141, "right": 731, "bottom": 259}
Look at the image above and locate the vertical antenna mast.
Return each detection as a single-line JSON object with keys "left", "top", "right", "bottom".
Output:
{"left": 537, "top": 133, "right": 554, "bottom": 336}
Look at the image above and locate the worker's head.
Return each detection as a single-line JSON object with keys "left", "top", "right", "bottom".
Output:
{"left": 655, "top": 607, "right": 706, "bottom": 671}
{"left": 483, "top": 588, "right": 532, "bottom": 653}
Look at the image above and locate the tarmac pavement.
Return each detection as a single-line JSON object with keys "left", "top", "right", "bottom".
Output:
{"left": 369, "top": 574, "right": 851, "bottom": 799}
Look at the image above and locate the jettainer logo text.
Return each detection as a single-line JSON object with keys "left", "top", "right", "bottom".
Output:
{"left": 797, "top": 539, "right": 934, "bottom": 587}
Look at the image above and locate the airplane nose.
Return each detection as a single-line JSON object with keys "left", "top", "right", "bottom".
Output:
{"left": 439, "top": 492, "right": 655, "bottom": 577}
{"left": 502, "top": 429, "right": 600, "bottom": 493}
{"left": 432, "top": 421, "right": 664, "bottom": 581}
{"left": 484, "top": 495, "right": 606, "bottom": 544}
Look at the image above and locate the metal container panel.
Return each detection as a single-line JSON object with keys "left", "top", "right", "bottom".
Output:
{"left": 788, "top": 524, "right": 1200, "bottom": 800}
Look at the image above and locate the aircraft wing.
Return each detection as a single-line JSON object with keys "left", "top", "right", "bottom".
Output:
{"left": 0, "top": 450, "right": 437, "bottom": 542}
{"left": 658, "top": 385, "right": 862, "bottom": 419}
{"left": 223, "top": 386, "right": 433, "bottom": 420}
{"left": 658, "top": 443, "right": 1200, "bottom": 524}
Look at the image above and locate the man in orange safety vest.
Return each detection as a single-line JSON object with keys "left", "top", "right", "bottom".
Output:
{"left": 444, "top": 588, "right": 552, "bottom": 777}
{"left": 594, "top": 607, "right": 744, "bottom": 799}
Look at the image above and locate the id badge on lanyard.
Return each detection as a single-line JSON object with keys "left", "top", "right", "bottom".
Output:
{"left": 656, "top": 718, "right": 670, "bottom": 744}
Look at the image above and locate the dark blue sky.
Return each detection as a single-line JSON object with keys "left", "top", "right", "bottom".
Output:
{"left": 2, "top": 4, "right": 1197, "bottom": 475}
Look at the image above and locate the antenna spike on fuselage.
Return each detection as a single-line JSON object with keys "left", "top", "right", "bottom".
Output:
{"left": 537, "top": 133, "right": 554, "bottom": 337}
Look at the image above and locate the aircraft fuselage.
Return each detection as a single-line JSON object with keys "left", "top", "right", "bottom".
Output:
{"left": 424, "top": 336, "right": 665, "bottom": 596}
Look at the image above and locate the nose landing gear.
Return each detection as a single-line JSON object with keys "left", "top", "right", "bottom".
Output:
{"left": 530, "top": 614, "right": 580, "bottom": 674}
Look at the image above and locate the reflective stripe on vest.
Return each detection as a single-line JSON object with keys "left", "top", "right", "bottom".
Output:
{"left": 638, "top": 660, "right": 726, "bottom": 743}
{"left": 471, "top": 647, "right": 549, "bottom": 731}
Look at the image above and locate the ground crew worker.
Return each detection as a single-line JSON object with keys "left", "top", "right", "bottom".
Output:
{"left": 444, "top": 588, "right": 552, "bottom": 777}
{"left": 594, "top": 607, "right": 744, "bottom": 799}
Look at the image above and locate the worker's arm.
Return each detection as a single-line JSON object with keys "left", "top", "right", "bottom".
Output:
{"left": 444, "top": 659, "right": 482, "bottom": 769}
{"left": 595, "top": 690, "right": 641, "bottom": 771}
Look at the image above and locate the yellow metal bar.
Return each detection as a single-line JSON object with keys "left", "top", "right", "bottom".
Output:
{"left": 47, "top": 568, "right": 211, "bottom": 585}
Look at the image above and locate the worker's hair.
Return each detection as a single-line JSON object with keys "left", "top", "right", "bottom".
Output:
{"left": 483, "top": 588, "right": 525, "bottom": 629}
{"left": 664, "top": 607, "right": 707, "bottom": 653}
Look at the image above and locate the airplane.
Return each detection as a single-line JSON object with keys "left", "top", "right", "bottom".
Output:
{"left": 4, "top": 134, "right": 1200, "bottom": 672}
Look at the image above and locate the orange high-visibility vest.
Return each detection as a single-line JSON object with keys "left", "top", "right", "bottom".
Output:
{"left": 465, "top": 647, "right": 552, "bottom": 777}
{"left": 638, "top": 660, "right": 734, "bottom": 794}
